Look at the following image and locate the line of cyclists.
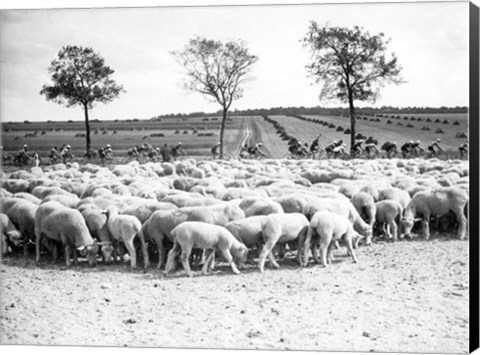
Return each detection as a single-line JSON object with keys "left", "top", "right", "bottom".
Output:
{"left": 1, "top": 137, "right": 469, "bottom": 167}
{"left": 285, "top": 135, "right": 468, "bottom": 159}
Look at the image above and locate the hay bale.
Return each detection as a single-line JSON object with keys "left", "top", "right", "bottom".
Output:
{"left": 435, "top": 128, "right": 445, "bottom": 134}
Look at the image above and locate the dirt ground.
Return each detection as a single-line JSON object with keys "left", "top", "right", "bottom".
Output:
{"left": 0, "top": 237, "right": 469, "bottom": 354}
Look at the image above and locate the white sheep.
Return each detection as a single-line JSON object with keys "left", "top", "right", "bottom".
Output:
{"left": 1, "top": 213, "right": 22, "bottom": 256}
{"left": 305, "top": 211, "right": 360, "bottom": 267}
{"left": 165, "top": 221, "right": 248, "bottom": 277}
{"left": 401, "top": 187, "right": 468, "bottom": 240}
{"left": 375, "top": 200, "right": 403, "bottom": 241}
{"left": 142, "top": 203, "right": 245, "bottom": 269}
{"left": 258, "top": 213, "right": 310, "bottom": 273}
{"left": 103, "top": 205, "right": 150, "bottom": 269}
{"left": 35, "top": 201, "right": 98, "bottom": 266}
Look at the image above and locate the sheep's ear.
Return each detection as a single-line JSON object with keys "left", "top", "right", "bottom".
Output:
{"left": 76, "top": 245, "right": 85, "bottom": 251}
{"left": 414, "top": 218, "right": 422, "bottom": 222}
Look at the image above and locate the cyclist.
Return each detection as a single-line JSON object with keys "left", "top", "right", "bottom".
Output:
{"left": 427, "top": 139, "right": 443, "bottom": 158}
{"left": 381, "top": 141, "right": 398, "bottom": 159}
{"left": 459, "top": 142, "right": 468, "bottom": 158}
{"left": 309, "top": 134, "right": 322, "bottom": 159}
{"left": 211, "top": 142, "right": 221, "bottom": 160}
{"left": 171, "top": 142, "right": 187, "bottom": 160}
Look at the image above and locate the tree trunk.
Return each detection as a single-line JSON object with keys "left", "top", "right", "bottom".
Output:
{"left": 83, "top": 103, "right": 91, "bottom": 159}
{"left": 348, "top": 91, "right": 356, "bottom": 157}
{"left": 219, "top": 107, "right": 227, "bottom": 159}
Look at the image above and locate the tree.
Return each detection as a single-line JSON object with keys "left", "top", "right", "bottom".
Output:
{"left": 172, "top": 37, "right": 258, "bottom": 159}
{"left": 40, "top": 46, "right": 124, "bottom": 158}
{"left": 303, "top": 23, "right": 403, "bottom": 156}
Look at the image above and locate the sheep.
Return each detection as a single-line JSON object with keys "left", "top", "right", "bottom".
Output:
{"left": 121, "top": 201, "right": 176, "bottom": 223}
{"left": 304, "top": 211, "right": 360, "bottom": 267}
{"left": 142, "top": 204, "right": 245, "bottom": 268}
{"left": 258, "top": 213, "right": 310, "bottom": 273}
{"left": 42, "top": 194, "right": 80, "bottom": 208}
{"left": 103, "top": 205, "right": 150, "bottom": 269}
{"left": 35, "top": 201, "right": 98, "bottom": 266}
{"left": 78, "top": 204, "right": 114, "bottom": 262}
{"left": 1, "top": 213, "right": 23, "bottom": 256}
{"left": 378, "top": 187, "right": 411, "bottom": 209}
{"left": 1, "top": 179, "right": 30, "bottom": 194}
{"left": 4, "top": 198, "right": 38, "bottom": 255}
{"left": 31, "top": 186, "right": 74, "bottom": 199}
{"left": 351, "top": 192, "right": 376, "bottom": 228}
{"left": 238, "top": 197, "right": 284, "bottom": 217}
{"left": 165, "top": 222, "right": 248, "bottom": 277}
{"left": 401, "top": 187, "right": 468, "bottom": 240}
{"left": 12, "top": 192, "right": 41, "bottom": 205}
{"left": 306, "top": 197, "right": 373, "bottom": 246}
{"left": 375, "top": 200, "right": 403, "bottom": 241}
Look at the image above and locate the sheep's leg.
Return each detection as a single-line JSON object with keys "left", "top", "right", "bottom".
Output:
{"left": 52, "top": 243, "right": 58, "bottom": 264}
{"left": 208, "top": 250, "right": 216, "bottom": 272}
{"left": 296, "top": 226, "right": 309, "bottom": 266}
{"left": 344, "top": 233, "right": 358, "bottom": 263}
{"left": 302, "top": 226, "right": 313, "bottom": 266}
{"left": 454, "top": 209, "right": 467, "bottom": 240}
{"left": 64, "top": 244, "right": 71, "bottom": 267}
{"left": 220, "top": 249, "right": 241, "bottom": 275}
{"left": 137, "top": 230, "right": 150, "bottom": 269}
{"left": 390, "top": 218, "right": 398, "bottom": 241}
{"left": 165, "top": 243, "right": 181, "bottom": 274}
{"left": 201, "top": 249, "right": 215, "bottom": 275}
{"left": 72, "top": 248, "right": 78, "bottom": 265}
{"left": 267, "top": 251, "right": 280, "bottom": 269}
{"left": 35, "top": 231, "right": 42, "bottom": 264}
{"left": 180, "top": 247, "right": 193, "bottom": 277}
{"left": 154, "top": 234, "right": 165, "bottom": 269}
{"left": 311, "top": 239, "right": 321, "bottom": 264}
{"left": 327, "top": 242, "right": 335, "bottom": 263}
{"left": 319, "top": 237, "right": 330, "bottom": 267}
{"left": 124, "top": 239, "right": 137, "bottom": 268}
{"left": 258, "top": 238, "right": 277, "bottom": 273}
{"left": 422, "top": 214, "right": 431, "bottom": 240}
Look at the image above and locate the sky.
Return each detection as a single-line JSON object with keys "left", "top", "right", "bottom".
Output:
{"left": 0, "top": 0, "right": 471, "bottom": 123}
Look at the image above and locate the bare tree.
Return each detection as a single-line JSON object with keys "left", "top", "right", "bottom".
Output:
{"left": 172, "top": 37, "right": 258, "bottom": 159}
{"left": 40, "top": 45, "right": 124, "bottom": 158}
{"left": 303, "top": 23, "right": 403, "bottom": 155}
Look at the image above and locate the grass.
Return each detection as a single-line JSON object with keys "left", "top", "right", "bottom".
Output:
{"left": 1, "top": 112, "right": 469, "bottom": 163}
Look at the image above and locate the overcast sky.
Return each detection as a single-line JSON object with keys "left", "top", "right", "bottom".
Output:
{"left": 0, "top": 0, "right": 470, "bottom": 122}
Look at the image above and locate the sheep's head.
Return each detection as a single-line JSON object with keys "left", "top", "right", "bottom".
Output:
{"left": 360, "top": 225, "right": 373, "bottom": 245}
{"left": 101, "top": 206, "right": 119, "bottom": 219}
{"left": 95, "top": 241, "right": 114, "bottom": 262}
{"left": 6, "top": 230, "right": 23, "bottom": 246}
{"left": 232, "top": 243, "right": 248, "bottom": 265}
{"left": 77, "top": 244, "right": 99, "bottom": 266}
{"left": 400, "top": 216, "right": 419, "bottom": 238}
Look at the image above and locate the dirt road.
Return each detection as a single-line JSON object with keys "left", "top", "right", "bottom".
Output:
{"left": 0, "top": 237, "right": 469, "bottom": 353}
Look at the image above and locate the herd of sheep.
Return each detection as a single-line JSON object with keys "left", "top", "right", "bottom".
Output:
{"left": 0, "top": 156, "right": 469, "bottom": 277}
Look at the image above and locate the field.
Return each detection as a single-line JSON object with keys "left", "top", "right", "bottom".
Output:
{"left": 0, "top": 112, "right": 471, "bottom": 353}
{"left": 1, "top": 112, "right": 468, "bottom": 162}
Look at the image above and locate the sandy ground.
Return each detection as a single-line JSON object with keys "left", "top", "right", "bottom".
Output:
{"left": 0, "top": 237, "right": 469, "bottom": 354}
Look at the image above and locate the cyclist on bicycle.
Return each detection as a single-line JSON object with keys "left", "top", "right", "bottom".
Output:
{"left": 459, "top": 142, "right": 468, "bottom": 158}
{"left": 309, "top": 134, "right": 322, "bottom": 158}
{"left": 352, "top": 139, "right": 365, "bottom": 157}
{"left": 248, "top": 142, "right": 267, "bottom": 158}
{"left": 325, "top": 140, "right": 343, "bottom": 158}
{"left": 381, "top": 141, "right": 398, "bottom": 158}
{"left": 427, "top": 139, "right": 443, "bottom": 158}
{"left": 411, "top": 140, "right": 424, "bottom": 157}
{"left": 172, "top": 142, "right": 187, "bottom": 161}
